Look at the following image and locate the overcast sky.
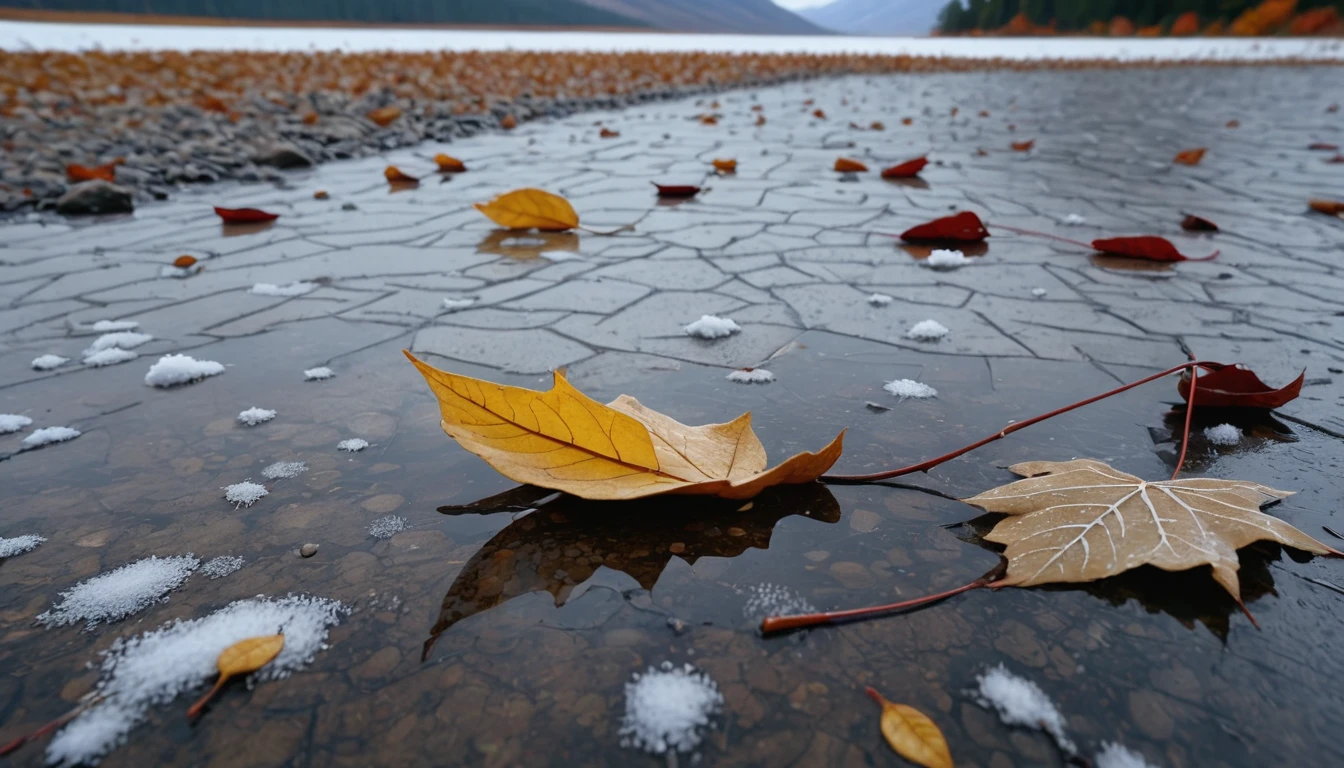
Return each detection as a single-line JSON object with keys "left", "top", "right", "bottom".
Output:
{"left": 773, "top": 0, "right": 834, "bottom": 10}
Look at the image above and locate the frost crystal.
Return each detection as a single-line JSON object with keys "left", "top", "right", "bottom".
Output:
{"left": 201, "top": 555, "right": 244, "bottom": 579}
{"left": 90, "top": 319, "right": 139, "bottom": 332}
{"left": 237, "top": 407, "right": 276, "bottom": 426}
{"left": 144, "top": 354, "right": 225, "bottom": 387}
{"left": 742, "top": 583, "right": 816, "bottom": 622}
{"left": 0, "top": 413, "right": 33, "bottom": 434}
{"left": 619, "top": 662, "right": 724, "bottom": 755}
{"left": 304, "top": 366, "right": 335, "bottom": 381}
{"left": 337, "top": 438, "right": 369, "bottom": 452}
{"left": 975, "top": 664, "right": 1076, "bottom": 756}
{"left": 250, "top": 281, "right": 317, "bottom": 297}
{"left": 906, "top": 319, "right": 949, "bottom": 341}
{"left": 32, "top": 354, "right": 70, "bottom": 370}
{"left": 925, "top": 249, "right": 971, "bottom": 269}
{"left": 0, "top": 534, "right": 46, "bottom": 558}
{"left": 867, "top": 293, "right": 893, "bottom": 306}
{"left": 223, "top": 481, "right": 268, "bottom": 508}
{"left": 83, "top": 331, "right": 153, "bottom": 356}
{"left": 727, "top": 369, "right": 774, "bottom": 384}
{"left": 683, "top": 315, "right": 741, "bottom": 339}
{"left": 442, "top": 297, "right": 477, "bottom": 311}
{"left": 46, "top": 595, "right": 346, "bottom": 766}
{"left": 368, "top": 515, "right": 408, "bottom": 539}
{"left": 261, "top": 461, "right": 307, "bottom": 480}
{"left": 84, "top": 348, "right": 139, "bottom": 367}
{"left": 1095, "top": 742, "right": 1158, "bottom": 768}
{"left": 883, "top": 379, "right": 938, "bottom": 399}
{"left": 37, "top": 555, "right": 200, "bottom": 629}
{"left": 1204, "top": 423, "right": 1241, "bottom": 446}
{"left": 22, "top": 426, "right": 81, "bottom": 448}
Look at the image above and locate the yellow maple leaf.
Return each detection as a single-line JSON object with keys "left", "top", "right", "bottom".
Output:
{"left": 868, "top": 688, "right": 953, "bottom": 768}
{"left": 404, "top": 351, "right": 844, "bottom": 500}
{"left": 474, "top": 188, "right": 579, "bottom": 231}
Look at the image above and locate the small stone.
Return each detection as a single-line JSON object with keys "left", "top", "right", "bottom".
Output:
{"left": 254, "top": 143, "right": 314, "bottom": 169}
{"left": 56, "top": 180, "right": 134, "bottom": 215}
{"left": 300, "top": 543, "right": 319, "bottom": 558}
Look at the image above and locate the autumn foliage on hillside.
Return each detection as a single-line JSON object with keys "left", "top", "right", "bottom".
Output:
{"left": 938, "top": 0, "right": 1344, "bottom": 36}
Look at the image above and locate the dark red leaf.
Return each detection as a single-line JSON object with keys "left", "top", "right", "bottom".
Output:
{"left": 1091, "top": 236, "right": 1216, "bottom": 262}
{"left": 652, "top": 182, "right": 700, "bottom": 198}
{"left": 1180, "top": 214, "right": 1218, "bottom": 232}
{"left": 881, "top": 156, "right": 928, "bottom": 179}
{"left": 1308, "top": 142, "right": 1339, "bottom": 151}
{"left": 1178, "top": 364, "right": 1305, "bottom": 409}
{"left": 215, "top": 207, "right": 280, "bottom": 223}
{"left": 900, "top": 211, "right": 988, "bottom": 243}
{"left": 1326, "top": 155, "right": 1344, "bottom": 164}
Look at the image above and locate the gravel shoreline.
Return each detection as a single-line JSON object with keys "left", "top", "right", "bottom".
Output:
{"left": 2, "top": 49, "right": 1340, "bottom": 215}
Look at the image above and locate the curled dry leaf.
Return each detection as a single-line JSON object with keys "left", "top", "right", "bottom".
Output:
{"left": 882, "top": 156, "right": 928, "bottom": 179}
{"left": 67, "top": 162, "right": 116, "bottom": 183}
{"left": 700, "top": 114, "right": 719, "bottom": 125}
{"left": 1226, "top": 119, "right": 1240, "bottom": 128}
{"left": 500, "top": 114, "right": 518, "bottom": 129}
{"left": 404, "top": 351, "right": 844, "bottom": 501}
{"left": 214, "top": 207, "right": 279, "bottom": 223}
{"left": 653, "top": 182, "right": 701, "bottom": 198}
{"left": 813, "top": 109, "right": 827, "bottom": 119}
{"left": 1180, "top": 214, "right": 1219, "bottom": 232}
{"left": 1307, "top": 142, "right": 1338, "bottom": 151}
{"left": 867, "top": 688, "right": 953, "bottom": 768}
{"left": 835, "top": 158, "right": 869, "bottom": 172}
{"left": 1091, "top": 236, "right": 1216, "bottom": 262}
{"left": 434, "top": 154, "right": 466, "bottom": 173}
{"left": 902, "top": 117, "right": 913, "bottom": 125}
{"left": 367, "top": 106, "right": 402, "bottom": 127}
{"left": 1309, "top": 199, "right": 1344, "bottom": 216}
{"left": 1010, "top": 140, "right": 1035, "bottom": 152}
{"left": 474, "top": 188, "right": 579, "bottom": 231}
{"left": 187, "top": 634, "right": 285, "bottom": 719}
{"left": 1174, "top": 148, "right": 1207, "bottom": 165}
{"left": 963, "top": 459, "right": 1336, "bottom": 604}
{"left": 1177, "top": 363, "right": 1304, "bottom": 409}
{"left": 870, "top": 121, "right": 885, "bottom": 130}
{"left": 755, "top": 114, "right": 767, "bottom": 126}
{"left": 172, "top": 255, "right": 197, "bottom": 268}
{"left": 384, "top": 166, "right": 420, "bottom": 183}
{"left": 713, "top": 159, "right": 738, "bottom": 174}
{"left": 600, "top": 127, "right": 620, "bottom": 138}
{"left": 901, "top": 211, "right": 988, "bottom": 243}
{"left": 751, "top": 104, "right": 763, "bottom": 112}
{"left": 313, "top": 190, "right": 329, "bottom": 199}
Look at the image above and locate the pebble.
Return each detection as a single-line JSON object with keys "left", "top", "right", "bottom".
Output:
{"left": 55, "top": 180, "right": 134, "bottom": 215}
{"left": 300, "top": 543, "right": 319, "bottom": 558}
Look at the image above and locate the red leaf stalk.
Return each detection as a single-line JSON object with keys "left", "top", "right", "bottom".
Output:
{"left": 760, "top": 570, "right": 1002, "bottom": 634}
{"left": 987, "top": 222, "right": 1093, "bottom": 249}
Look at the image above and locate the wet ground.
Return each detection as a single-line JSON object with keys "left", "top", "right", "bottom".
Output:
{"left": 2, "top": 65, "right": 1344, "bottom": 767}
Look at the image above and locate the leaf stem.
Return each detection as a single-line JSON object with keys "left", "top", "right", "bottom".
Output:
{"left": 987, "top": 222, "right": 1094, "bottom": 250}
{"left": 577, "top": 224, "right": 634, "bottom": 236}
{"left": 0, "top": 694, "right": 102, "bottom": 757}
{"left": 187, "top": 675, "right": 229, "bottom": 720}
{"left": 823, "top": 360, "right": 1219, "bottom": 483}
{"left": 1170, "top": 366, "right": 1197, "bottom": 480}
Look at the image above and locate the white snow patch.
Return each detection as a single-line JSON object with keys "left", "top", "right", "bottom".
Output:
{"left": 37, "top": 555, "right": 200, "bottom": 629}
{"left": 261, "top": 461, "right": 307, "bottom": 480}
{"left": 540, "top": 251, "right": 584, "bottom": 262}
{"left": 867, "top": 293, "right": 893, "bottom": 307}
{"left": 925, "top": 249, "right": 971, "bottom": 269}
{"left": 683, "top": 315, "right": 740, "bottom": 339}
{"left": 906, "top": 319, "right": 949, "bottom": 341}
{"left": 1204, "top": 423, "right": 1241, "bottom": 446}
{"left": 727, "top": 369, "right": 774, "bottom": 384}
{"left": 250, "top": 281, "right": 317, "bottom": 297}
{"left": 22, "top": 426, "right": 81, "bottom": 448}
{"left": 159, "top": 264, "right": 202, "bottom": 279}
{"left": 337, "top": 438, "right": 369, "bottom": 453}
{"left": 46, "top": 595, "right": 346, "bottom": 766}
{"left": 90, "top": 320, "right": 139, "bottom": 332}
{"left": 144, "top": 354, "right": 225, "bottom": 387}
{"left": 0, "top": 534, "right": 46, "bottom": 558}
{"left": 1031, "top": 287, "right": 1048, "bottom": 297}
{"left": 368, "top": 515, "right": 408, "bottom": 539}
{"left": 975, "top": 664, "right": 1076, "bottom": 756}
{"left": 1095, "top": 742, "right": 1158, "bottom": 768}
{"left": 0, "top": 413, "right": 33, "bottom": 434}
{"left": 32, "top": 353, "right": 70, "bottom": 370}
{"left": 303, "top": 366, "right": 335, "bottom": 381}
{"left": 201, "top": 556, "right": 244, "bottom": 579}
{"left": 223, "top": 481, "right": 268, "bottom": 508}
{"left": 883, "top": 379, "right": 938, "bottom": 399}
{"left": 237, "top": 407, "right": 276, "bottom": 426}
{"left": 441, "top": 297, "right": 477, "bottom": 311}
{"left": 742, "top": 583, "right": 816, "bottom": 622}
{"left": 84, "top": 348, "right": 139, "bottom": 367}
{"left": 619, "top": 662, "right": 724, "bottom": 755}
{"left": 1064, "top": 214, "right": 1087, "bottom": 225}
{"left": 83, "top": 331, "right": 153, "bottom": 356}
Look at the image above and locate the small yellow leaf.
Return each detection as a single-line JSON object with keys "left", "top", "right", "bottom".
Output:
{"left": 473, "top": 188, "right": 579, "bottom": 232}
{"left": 712, "top": 159, "right": 737, "bottom": 173}
{"left": 367, "top": 106, "right": 402, "bottom": 127}
{"left": 384, "top": 165, "right": 419, "bottom": 183}
{"left": 868, "top": 688, "right": 953, "bottom": 768}
{"left": 835, "top": 158, "right": 868, "bottom": 172}
{"left": 188, "top": 634, "right": 285, "bottom": 718}
{"left": 434, "top": 153, "right": 466, "bottom": 172}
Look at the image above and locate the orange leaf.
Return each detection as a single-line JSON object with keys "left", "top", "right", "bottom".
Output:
{"left": 313, "top": 190, "right": 329, "bottom": 199}
{"left": 901, "top": 212, "right": 988, "bottom": 243}
{"left": 700, "top": 114, "right": 719, "bottom": 125}
{"left": 751, "top": 104, "right": 763, "bottom": 112}
{"left": 215, "top": 207, "right": 279, "bottom": 223}
{"left": 384, "top": 166, "right": 419, "bottom": 183}
{"left": 902, "top": 117, "right": 913, "bottom": 126}
{"left": 881, "top": 156, "right": 928, "bottom": 179}
{"left": 834, "top": 158, "right": 868, "bottom": 173}
{"left": 813, "top": 109, "right": 826, "bottom": 119}
{"left": 1011, "top": 140, "right": 1035, "bottom": 152}
{"left": 434, "top": 154, "right": 466, "bottom": 173}
{"left": 950, "top": 107, "right": 959, "bottom": 117}
{"left": 66, "top": 163, "right": 116, "bottom": 183}
{"left": 712, "top": 159, "right": 737, "bottom": 174}
{"left": 1174, "top": 148, "right": 1207, "bottom": 165}
{"left": 474, "top": 188, "right": 578, "bottom": 231}
{"left": 870, "top": 121, "right": 885, "bottom": 131}
{"left": 500, "top": 114, "right": 517, "bottom": 130}
{"left": 1226, "top": 119, "right": 1240, "bottom": 128}
{"left": 172, "top": 255, "right": 198, "bottom": 268}
{"left": 301, "top": 112, "right": 319, "bottom": 125}
{"left": 600, "top": 127, "right": 620, "bottom": 138}
{"left": 867, "top": 688, "right": 954, "bottom": 768}
{"left": 755, "top": 114, "right": 766, "bottom": 126}
{"left": 368, "top": 106, "right": 402, "bottom": 127}
{"left": 1310, "top": 199, "right": 1344, "bottom": 215}
{"left": 979, "top": 110, "right": 990, "bottom": 117}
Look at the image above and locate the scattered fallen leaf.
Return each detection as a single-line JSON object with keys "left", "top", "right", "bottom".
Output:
{"left": 1091, "top": 236, "right": 1215, "bottom": 262}
{"left": 804, "top": 99, "right": 815, "bottom": 106}
{"left": 755, "top": 114, "right": 767, "bottom": 126}
{"left": 653, "top": 182, "right": 701, "bottom": 198}
{"left": 901, "top": 212, "right": 988, "bottom": 243}
{"left": 367, "top": 106, "right": 402, "bottom": 127}
{"left": 172, "top": 255, "right": 197, "bottom": 268}
{"left": 313, "top": 190, "right": 329, "bottom": 199}
{"left": 434, "top": 153, "right": 466, "bottom": 173}
{"left": 384, "top": 166, "right": 420, "bottom": 183}
{"left": 600, "top": 127, "right": 620, "bottom": 138}
{"left": 187, "top": 635, "right": 285, "bottom": 719}
{"left": 474, "top": 188, "right": 578, "bottom": 231}
{"left": 404, "top": 352, "right": 844, "bottom": 500}
{"left": 700, "top": 114, "right": 719, "bottom": 125}
{"left": 1310, "top": 142, "right": 1341, "bottom": 151}
{"left": 1177, "top": 364, "right": 1305, "bottom": 409}
{"left": 500, "top": 114, "right": 517, "bottom": 130}
{"left": 1309, "top": 199, "right": 1344, "bottom": 215}
{"left": 813, "top": 109, "right": 827, "bottom": 119}
{"left": 1011, "top": 140, "right": 1035, "bottom": 152}
{"left": 950, "top": 107, "right": 959, "bottom": 117}
{"left": 835, "top": 158, "right": 869, "bottom": 172}
{"left": 975, "top": 148, "right": 989, "bottom": 157}
{"left": 1226, "top": 119, "right": 1240, "bottom": 128}
{"left": 1174, "top": 148, "right": 1207, "bottom": 165}
{"left": 66, "top": 162, "right": 116, "bottom": 182}
{"left": 867, "top": 688, "right": 953, "bottom": 768}
{"left": 713, "top": 159, "right": 738, "bottom": 174}
{"left": 902, "top": 117, "right": 913, "bottom": 126}
{"left": 301, "top": 111, "right": 319, "bottom": 125}
{"left": 1180, "top": 214, "right": 1219, "bottom": 232}
{"left": 1328, "top": 103, "right": 1340, "bottom": 113}
{"left": 979, "top": 110, "right": 990, "bottom": 117}
{"left": 882, "top": 156, "right": 928, "bottom": 179}
{"left": 1327, "top": 155, "right": 1344, "bottom": 164}
{"left": 963, "top": 459, "right": 1335, "bottom": 603}
{"left": 870, "top": 121, "right": 885, "bottom": 130}
{"left": 214, "top": 207, "right": 279, "bottom": 223}
{"left": 751, "top": 104, "right": 764, "bottom": 112}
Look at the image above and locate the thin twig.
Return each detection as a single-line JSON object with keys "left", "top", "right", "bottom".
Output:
{"left": 0, "top": 693, "right": 102, "bottom": 757}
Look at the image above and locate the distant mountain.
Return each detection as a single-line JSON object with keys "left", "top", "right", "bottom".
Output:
{"left": 802, "top": 0, "right": 943, "bottom": 36}
{"left": 0, "top": 0, "right": 647, "bottom": 28}
{"left": 577, "top": 0, "right": 827, "bottom": 34}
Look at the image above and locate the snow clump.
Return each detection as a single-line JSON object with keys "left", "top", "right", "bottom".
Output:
{"left": 883, "top": 379, "right": 938, "bottom": 399}
{"left": 1095, "top": 742, "right": 1159, "bottom": 768}
{"left": 1031, "top": 287, "right": 1048, "bottom": 297}
{"left": 223, "top": 481, "right": 268, "bottom": 508}
{"left": 84, "top": 348, "right": 139, "bottom": 367}
{"left": 1064, "top": 214, "right": 1087, "bottom": 225}
{"left": 727, "top": 369, "right": 774, "bottom": 384}
{"left": 0, "top": 413, "right": 33, "bottom": 434}
{"left": 867, "top": 293, "right": 893, "bottom": 306}
{"left": 83, "top": 331, "right": 153, "bottom": 356}
{"left": 37, "top": 555, "right": 200, "bottom": 629}
{"left": 906, "top": 319, "right": 949, "bottom": 341}
{"left": 0, "top": 534, "right": 46, "bottom": 558}
{"left": 32, "top": 354, "right": 69, "bottom": 370}
{"left": 201, "top": 556, "right": 244, "bottom": 579}
{"left": 250, "top": 281, "right": 317, "bottom": 297}
{"left": 1204, "top": 423, "right": 1241, "bottom": 446}
{"left": 684, "top": 315, "right": 740, "bottom": 339}
{"left": 619, "top": 662, "right": 724, "bottom": 755}
{"left": 925, "top": 249, "right": 971, "bottom": 269}
{"left": 237, "top": 407, "right": 276, "bottom": 426}
{"left": 22, "top": 426, "right": 81, "bottom": 448}
{"left": 144, "top": 355, "right": 224, "bottom": 387}
{"left": 441, "top": 297, "right": 477, "bottom": 311}
{"left": 975, "top": 664, "right": 1076, "bottom": 756}
{"left": 261, "top": 461, "right": 307, "bottom": 480}
{"left": 337, "top": 438, "right": 369, "bottom": 452}
{"left": 303, "top": 366, "right": 335, "bottom": 381}
{"left": 90, "top": 320, "right": 139, "bottom": 332}
{"left": 368, "top": 515, "right": 408, "bottom": 539}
